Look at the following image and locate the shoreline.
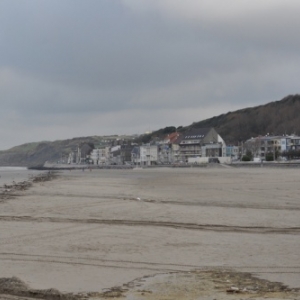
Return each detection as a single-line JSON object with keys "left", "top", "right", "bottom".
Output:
{"left": 39, "top": 160, "right": 300, "bottom": 170}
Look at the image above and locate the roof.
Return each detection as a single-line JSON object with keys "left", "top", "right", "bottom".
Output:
{"left": 131, "top": 146, "right": 140, "bottom": 155}
{"left": 164, "top": 132, "right": 181, "bottom": 144}
{"left": 182, "top": 128, "right": 212, "bottom": 140}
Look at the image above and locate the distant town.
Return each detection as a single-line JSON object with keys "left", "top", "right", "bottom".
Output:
{"left": 46, "top": 127, "right": 300, "bottom": 167}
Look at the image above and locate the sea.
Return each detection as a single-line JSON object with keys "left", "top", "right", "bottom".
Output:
{"left": 0, "top": 167, "right": 44, "bottom": 187}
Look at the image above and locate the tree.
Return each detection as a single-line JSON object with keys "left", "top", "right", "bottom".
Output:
{"left": 242, "top": 155, "right": 251, "bottom": 161}
{"left": 242, "top": 150, "right": 253, "bottom": 161}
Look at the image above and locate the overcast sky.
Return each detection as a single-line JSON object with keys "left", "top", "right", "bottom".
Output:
{"left": 1, "top": 0, "right": 300, "bottom": 150}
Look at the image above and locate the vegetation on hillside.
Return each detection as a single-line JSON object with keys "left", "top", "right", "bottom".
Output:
{"left": 0, "top": 94, "right": 299, "bottom": 167}
{"left": 0, "top": 137, "right": 99, "bottom": 167}
{"left": 142, "top": 94, "right": 300, "bottom": 144}
{"left": 189, "top": 94, "right": 300, "bottom": 144}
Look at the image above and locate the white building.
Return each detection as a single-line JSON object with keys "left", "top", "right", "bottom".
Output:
{"left": 140, "top": 145, "right": 158, "bottom": 166}
{"left": 90, "top": 147, "right": 110, "bottom": 165}
{"left": 244, "top": 135, "right": 300, "bottom": 159}
{"left": 179, "top": 127, "right": 226, "bottom": 162}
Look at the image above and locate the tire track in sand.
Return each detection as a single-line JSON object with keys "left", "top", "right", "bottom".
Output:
{"left": 1, "top": 253, "right": 300, "bottom": 274}
{"left": 0, "top": 216, "right": 299, "bottom": 234}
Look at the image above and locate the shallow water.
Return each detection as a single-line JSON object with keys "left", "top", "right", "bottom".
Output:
{"left": 0, "top": 167, "right": 43, "bottom": 187}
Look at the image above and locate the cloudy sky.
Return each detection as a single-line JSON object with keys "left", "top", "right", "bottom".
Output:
{"left": 1, "top": 0, "right": 300, "bottom": 150}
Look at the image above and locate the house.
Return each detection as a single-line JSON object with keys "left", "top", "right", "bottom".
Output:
{"left": 90, "top": 147, "right": 110, "bottom": 165}
{"left": 226, "top": 145, "right": 240, "bottom": 160}
{"left": 140, "top": 144, "right": 158, "bottom": 166}
{"left": 244, "top": 136, "right": 281, "bottom": 159}
{"left": 110, "top": 145, "right": 122, "bottom": 164}
{"left": 120, "top": 144, "right": 134, "bottom": 164}
{"left": 131, "top": 144, "right": 158, "bottom": 166}
{"left": 131, "top": 146, "right": 140, "bottom": 165}
{"left": 158, "top": 144, "right": 171, "bottom": 164}
{"left": 162, "top": 132, "right": 181, "bottom": 163}
{"left": 178, "top": 128, "right": 226, "bottom": 162}
{"left": 155, "top": 132, "right": 182, "bottom": 164}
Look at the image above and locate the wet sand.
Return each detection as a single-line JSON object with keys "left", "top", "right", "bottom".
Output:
{"left": 0, "top": 167, "right": 299, "bottom": 299}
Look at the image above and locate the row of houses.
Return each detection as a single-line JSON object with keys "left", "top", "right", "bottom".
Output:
{"left": 88, "top": 127, "right": 240, "bottom": 165}
{"left": 77, "top": 128, "right": 300, "bottom": 166}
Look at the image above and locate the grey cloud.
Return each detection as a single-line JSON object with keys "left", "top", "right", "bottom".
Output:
{"left": 0, "top": 0, "right": 300, "bottom": 149}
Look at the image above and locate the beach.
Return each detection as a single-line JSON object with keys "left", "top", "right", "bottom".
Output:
{"left": 0, "top": 167, "right": 299, "bottom": 299}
